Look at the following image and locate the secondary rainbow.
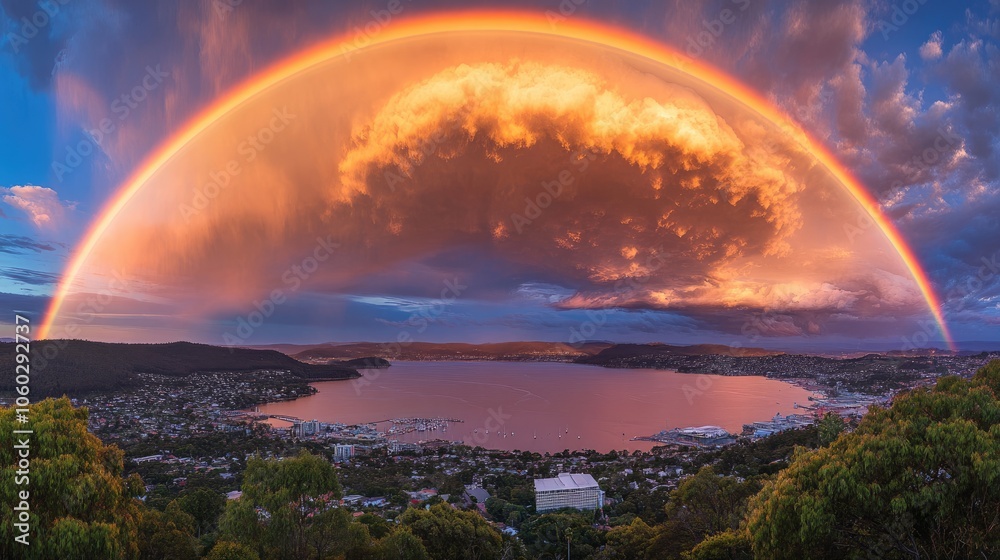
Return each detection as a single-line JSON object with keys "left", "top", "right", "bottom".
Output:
{"left": 38, "top": 10, "right": 956, "bottom": 350}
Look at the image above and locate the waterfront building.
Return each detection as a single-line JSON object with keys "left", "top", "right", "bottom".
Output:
{"left": 534, "top": 473, "right": 604, "bottom": 512}
{"left": 302, "top": 419, "right": 320, "bottom": 436}
{"left": 743, "top": 413, "right": 817, "bottom": 438}
{"left": 334, "top": 443, "right": 355, "bottom": 462}
{"left": 671, "top": 426, "right": 734, "bottom": 446}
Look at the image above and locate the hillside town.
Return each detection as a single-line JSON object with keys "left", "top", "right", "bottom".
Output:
{"left": 5, "top": 355, "right": 944, "bottom": 524}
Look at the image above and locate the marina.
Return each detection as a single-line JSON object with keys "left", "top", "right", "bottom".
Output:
{"left": 634, "top": 391, "right": 887, "bottom": 447}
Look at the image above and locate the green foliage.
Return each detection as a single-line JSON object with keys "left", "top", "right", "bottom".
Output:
{"left": 816, "top": 412, "right": 846, "bottom": 446}
{"left": 520, "top": 511, "right": 604, "bottom": 559}
{"left": 206, "top": 541, "right": 261, "bottom": 560}
{"left": 356, "top": 512, "right": 392, "bottom": 539}
{"left": 665, "top": 466, "right": 762, "bottom": 541}
{"left": 343, "top": 522, "right": 376, "bottom": 560}
{"left": 401, "top": 502, "right": 503, "bottom": 560}
{"left": 375, "top": 528, "right": 430, "bottom": 560}
{"left": 747, "top": 360, "right": 1000, "bottom": 559}
{"left": 179, "top": 487, "right": 226, "bottom": 538}
{"left": 137, "top": 500, "right": 198, "bottom": 560}
{"left": 624, "top": 467, "right": 762, "bottom": 560}
{"left": 682, "top": 529, "right": 752, "bottom": 560}
{"left": 427, "top": 473, "right": 465, "bottom": 496}
{"left": 338, "top": 456, "right": 416, "bottom": 499}
{"left": 601, "top": 517, "right": 657, "bottom": 560}
{"left": 219, "top": 450, "right": 345, "bottom": 560}
{"left": 694, "top": 426, "right": 820, "bottom": 477}
{"left": 610, "top": 486, "right": 672, "bottom": 524}
{"left": 484, "top": 497, "right": 529, "bottom": 528}
{"left": 486, "top": 472, "right": 534, "bottom": 507}
{"left": 126, "top": 429, "right": 285, "bottom": 466}
{"left": 0, "top": 398, "right": 143, "bottom": 559}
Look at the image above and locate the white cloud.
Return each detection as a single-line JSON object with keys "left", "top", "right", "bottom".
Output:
{"left": 1, "top": 185, "right": 75, "bottom": 228}
{"left": 919, "top": 31, "right": 944, "bottom": 61}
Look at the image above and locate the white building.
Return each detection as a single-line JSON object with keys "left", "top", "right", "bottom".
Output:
{"left": 302, "top": 420, "right": 320, "bottom": 436}
{"left": 291, "top": 419, "right": 321, "bottom": 438}
{"left": 674, "top": 425, "right": 732, "bottom": 446}
{"left": 534, "top": 473, "right": 604, "bottom": 513}
{"left": 334, "top": 444, "right": 355, "bottom": 462}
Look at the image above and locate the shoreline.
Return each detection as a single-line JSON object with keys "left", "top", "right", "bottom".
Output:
{"left": 248, "top": 361, "right": 816, "bottom": 453}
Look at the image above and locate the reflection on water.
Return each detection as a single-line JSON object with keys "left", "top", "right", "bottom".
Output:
{"left": 255, "top": 361, "right": 816, "bottom": 453}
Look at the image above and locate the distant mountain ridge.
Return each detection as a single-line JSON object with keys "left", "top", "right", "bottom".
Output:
{"left": 576, "top": 343, "right": 782, "bottom": 364}
{"left": 273, "top": 340, "right": 780, "bottom": 363}
{"left": 11, "top": 338, "right": 985, "bottom": 399}
{"left": 0, "top": 340, "right": 361, "bottom": 397}
{"left": 286, "top": 341, "right": 614, "bottom": 362}
{"left": 249, "top": 340, "right": 1000, "bottom": 361}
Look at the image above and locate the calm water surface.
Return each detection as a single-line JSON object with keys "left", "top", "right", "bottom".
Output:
{"left": 255, "top": 361, "right": 816, "bottom": 453}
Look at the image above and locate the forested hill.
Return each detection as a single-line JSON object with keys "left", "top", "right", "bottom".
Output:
{"left": 289, "top": 341, "right": 613, "bottom": 361}
{"left": 0, "top": 340, "right": 361, "bottom": 397}
{"left": 576, "top": 342, "right": 782, "bottom": 365}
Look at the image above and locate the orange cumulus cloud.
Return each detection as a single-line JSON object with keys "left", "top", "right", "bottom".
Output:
{"left": 40, "top": 28, "right": 938, "bottom": 344}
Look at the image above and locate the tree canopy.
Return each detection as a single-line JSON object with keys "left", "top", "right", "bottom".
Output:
{"left": 137, "top": 500, "right": 198, "bottom": 560}
{"left": 206, "top": 541, "right": 261, "bottom": 560}
{"left": 400, "top": 502, "right": 503, "bottom": 560}
{"left": 0, "top": 398, "right": 144, "bottom": 560}
{"left": 747, "top": 360, "right": 1000, "bottom": 559}
{"left": 220, "top": 450, "right": 345, "bottom": 560}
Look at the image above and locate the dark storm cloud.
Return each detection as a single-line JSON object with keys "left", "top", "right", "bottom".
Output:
{"left": 932, "top": 38, "right": 1000, "bottom": 178}
{"left": 0, "top": 290, "right": 48, "bottom": 317}
{"left": 3, "top": 0, "right": 653, "bottom": 178}
{"left": 1, "top": 0, "right": 80, "bottom": 87}
{"left": 0, "top": 233, "right": 59, "bottom": 253}
{"left": 0, "top": 266, "right": 60, "bottom": 285}
{"left": 635, "top": 0, "right": 1000, "bottom": 340}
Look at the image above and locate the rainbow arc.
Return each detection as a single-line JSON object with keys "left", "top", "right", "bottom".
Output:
{"left": 38, "top": 11, "right": 955, "bottom": 351}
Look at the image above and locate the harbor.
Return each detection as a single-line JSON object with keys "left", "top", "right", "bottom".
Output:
{"left": 244, "top": 410, "right": 466, "bottom": 444}
{"left": 634, "top": 389, "right": 888, "bottom": 448}
{"left": 249, "top": 361, "right": 816, "bottom": 453}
